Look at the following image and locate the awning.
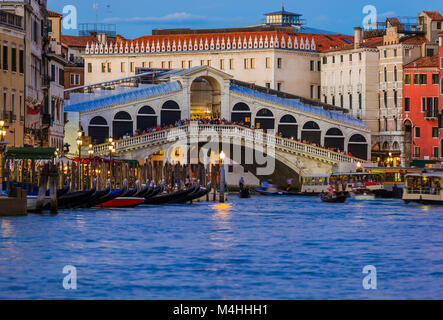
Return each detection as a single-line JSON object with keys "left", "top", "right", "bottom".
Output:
{"left": 410, "top": 160, "right": 439, "bottom": 167}
{"left": 5, "top": 147, "right": 56, "bottom": 160}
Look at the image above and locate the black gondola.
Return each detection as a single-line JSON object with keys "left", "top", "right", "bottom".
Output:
{"left": 58, "top": 183, "right": 97, "bottom": 209}
{"left": 169, "top": 185, "right": 204, "bottom": 204}
{"left": 320, "top": 192, "right": 348, "bottom": 203}
{"left": 133, "top": 180, "right": 151, "bottom": 198}
{"left": 80, "top": 180, "right": 112, "bottom": 208}
{"left": 239, "top": 187, "right": 251, "bottom": 198}
{"left": 143, "top": 185, "right": 197, "bottom": 205}
{"left": 178, "top": 183, "right": 212, "bottom": 204}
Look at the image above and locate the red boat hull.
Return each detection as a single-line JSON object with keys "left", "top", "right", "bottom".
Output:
{"left": 98, "top": 197, "right": 145, "bottom": 208}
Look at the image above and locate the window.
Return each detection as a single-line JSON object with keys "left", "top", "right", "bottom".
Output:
{"left": 404, "top": 74, "right": 411, "bottom": 85}
{"left": 265, "top": 83, "right": 271, "bottom": 89}
{"left": 101, "top": 63, "right": 106, "bottom": 73}
{"left": 70, "top": 74, "right": 80, "bottom": 86}
{"left": 244, "top": 58, "right": 249, "bottom": 69}
{"left": 349, "top": 94, "right": 353, "bottom": 109}
{"left": 413, "top": 74, "right": 420, "bottom": 84}
{"left": 394, "top": 66, "right": 397, "bottom": 81}
{"left": 340, "top": 95, "right": 344, "bottom": 107}
{"left": 432, "top": 127, "right": 439, "bottom": 138}
{"left": 415, "top": 127, "right": 421, "bottom": 138}
{"left": 3, "top": 43, "right": 8, "bottom": 70}
{"left": 394, "top": 91, "right": 397, "bottom": 108}
{"left": 220, "top": 59, "right": 225, "bottom": 70}
{"left": 266, "top": 57, "right": 271, "bottom": 68}
{"left": 384, "top": 68, "right": 387, "bottom": 82}
{"left": 251, "top": 58, "right": 255, "bottom": 69}
{"left": 19, "top": 48, "right": 24, "bottom": 74}
{"left": 340, "top": 55, "right": 343, "bottom": 63}
{"left": 181, "top": 61, "right": 186, "bottom": 69}
{"left": 277, "top": 83, "right": 282, "bottom": 91}
{"left": 420, "top": 74, "right": 427, "bottom": 84}
{"left": 322, "top": 56, "right": 327, "bottom": 64}
{"left": 277, "top": 58, "right": 282, "bottom": 69}
{"left": 414, "top": 147, "right": 420, "bottom": 158}
{"left": 11, "top": 46, "right": 16, "bottom": 72}
{"left": 383, "top": 50, "right": 387, "bottom": 58}
{"left": 317, "top": 86, "right": 321, "bottom": 99}
{"left": 310, "top": 85, "right": 314, "bottom": 99}
{"left": 88, "top": 63, "right": 92, "bottom": 73}
{"left": 200, "top": 60, "right": 204, "bottom": 66}
{"left": 149, "top": 61, "right": 153, "bottom": 68}
{"left": 19, "top": 93, "right": 23, "bottom": 119}
{"left": 421, "top": 97, "right": 426, "bottom": 112}
{"left": 317, "top": 61, "right": 321, "bottom": 71}
{"left": 394, "top": 49, "right": 397, "bottom": 57}
{"left": 404, "top": 97, "right": 410, "bottom": 112}
{"left": 11, "top": 91, "right": 15, "bottom": 117}
{"left": 188, "top": 61, "right": 192, "bottom": 69}
{"left": 433, "top": 147, "right": 439, "bottom": 158}
{"left": 432, "top": 74, "right": 439, "bottom": 84}
{"left": 384, "top": 92, "right": 388, "bottom": 107}
{"left": 359, "top": 94, "right": 362, "bottom": 109}
{"left": 168, "top": 61, "right": 173, "bottom": 68}
{"left": 310, "top": 60, "right": 314, "bottom": 71}
{"left": 3, "top": 90, "right": 6, "bottom": 112}
{"left": 59, "top": 69, "right": 64, "bottom": 86}
{"left": 130, "top": 62, "right": 135, "bottom": 72}
{"left": 438, "top": 22, "right": 442, "bottom": 30}
{"left": 426, "top": 48, "right": 434, "bottom": 57}
{"left": 107, "top": 63, "right": 111, "bottom": 73}
{"left": 359, "top": 53, "right": 362, "bottom": 60}
{"left": 229, "top": 59, "right": 234, "bottom": 70}
{"left": 332, "top": 56, "right": 335, "bottom": 63}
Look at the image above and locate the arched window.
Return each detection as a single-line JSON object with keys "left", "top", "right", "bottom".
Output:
{"left": 254, "top": 108, "right": 274, "bottom": 130}
{"left": 231, "top": 102, "right": 251, "bottom": 126}
{"left": 278, "top": 115, "right": 298, "bottom": 139}
{"left": 324, "top": 128, "right": 344, "bottom": 151}
{"left": 301, "top": 121, "right": 321, "bottom": 145}
{"left": 113, "top": 111, "right": 133, "bottom": 139}
{"left": 161, "top": 100, "right": 181, "bottom": 125}
{"left": 89, "top": 116, "right": 109, "bottom": 144}
{"left": 384, "top": 67, "right": 387, "bottom": 82}
{"left": 394, "top": 66, "right": 398, "bottom": 82}
{"left": 348, "top": 134, "right": 368, "bottom": 160}
{"left": 137, "top": 106, "right": 157, "bottom": 131}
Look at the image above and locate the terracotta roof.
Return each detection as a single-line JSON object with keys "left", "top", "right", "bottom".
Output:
{"left": 399, "top": 35, "right": 428, "bottom": 45}
{"left": 404, "top": 55, "right": 439, "bottom": 69}
{"left": 62, "top": 35, "right": 115, "bottom": 48}
{"left": 386, "top": 18, "right": 404, "bottom": 31}
{"left": 422, "top": 11, "right": 443, "bottom": 21}
{"left": 321, "top": 36, "right": 383, "bottom": 53}
{"left": 111, "top": 30, "right": 353, "bottom": 53}
{"left": 47, "top": 10, "right": 63, "bottom": 18}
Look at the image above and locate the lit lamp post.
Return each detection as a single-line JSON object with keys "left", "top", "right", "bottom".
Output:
{"left": 219, "top": 150, "right": 226, "bottom": 203}
{"left": 356, "top": 161, "right": 363, "bottom": 173}
{"left": 76, "top": 130, "right": 83, "bottom": 190}
{"left": 88, "top": 144, "right": 94, "bottom": 186}
{"left": 0, "top": 120, "right": 6, "bottom": 189}
{"left": 108, "top": 138, "right": 116, "bottom": 187}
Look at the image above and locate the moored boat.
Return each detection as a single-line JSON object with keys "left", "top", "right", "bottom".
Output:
{"left": 239, "top": 187, "right": 251, "bottom": 198}
{"left": 100, "top": 197, "right": 145, "bottom": 208}
{"left": 350, "top": 188, "right": 375, "bottom": 201}
{"left": 320, "top": 192, "right": 347, "bottom": 203}
{"left": 403, "top": 172, "right": 443, "bottom": 205}
{"left": 143, "top": 185, "right": 196, "bottom": 205}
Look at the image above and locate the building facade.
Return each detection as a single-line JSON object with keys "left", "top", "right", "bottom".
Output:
{"left": 0, "top": 9, "right": 25, "bottom": 147}
{"left": 403, "top": 55, "right": 440, "bottom": 161}
{"left": 82, "top": 9, "right": 353, "bottom": 99}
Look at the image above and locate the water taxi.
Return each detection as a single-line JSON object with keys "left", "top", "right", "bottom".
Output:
{"left": 403, "top": 172, "right": 443, "bottom": 205}
{"left": 300, "top": 174, "right": 330, "bottom": 194}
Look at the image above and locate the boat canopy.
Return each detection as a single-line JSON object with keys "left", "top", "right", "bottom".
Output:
{"left": 5, "top": 147, "right": 56, "bottom": 160}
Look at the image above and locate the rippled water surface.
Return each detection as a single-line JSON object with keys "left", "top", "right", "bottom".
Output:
{"left": 0, "top": 196, "right": 442, "bottom": 300}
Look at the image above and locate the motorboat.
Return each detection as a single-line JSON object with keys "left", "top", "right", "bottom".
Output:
{"left": 403, "top": 172, "right": 443, "bottom": 205}
{"left": 350, "top": 188, "right": 375, "bottom": 201}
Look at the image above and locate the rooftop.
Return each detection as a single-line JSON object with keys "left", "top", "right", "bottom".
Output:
{"left": 47, "top": 10, "right": 62, "bottom": 18}
{"left": 265, "top": 5, "right": 302, "bottom": 16}
{"left": 404, "top": 55, "right": 439, "bottom": 69}
{"left": 421, "top": 11, "right": 443, "bottom": 21}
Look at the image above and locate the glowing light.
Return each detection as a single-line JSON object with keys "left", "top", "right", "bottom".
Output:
{"left": 220, "top": 151, "right": 225, "bottom": 161}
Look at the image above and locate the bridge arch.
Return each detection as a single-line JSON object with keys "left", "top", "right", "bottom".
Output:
{"left": 190, "top": 76, "right": 221, "bottom": 120}
{"left": 301, "top": 121, "right": 321, "bottom": 145}
{"left": 113, "top": 111, "right": 133, "bottom": 139}
{"left": 231, "top": 102, "right": 251, "bottom": 126}
{"left": 278, "top": 114, "right": 298, "bottom": 139}
{"left": 161, "top": 100, "right": 181, "bottom": 126}
{"left": 348, "top": 134, "right": 368, "bottom": 160}
{"left": 255, "top": 108, "right": 275, "bottom": 130}
{"left": 324, "top": 127, "right": 344, "bottom": 151}
{"left": 89, "top": 116, "right": 109, "bottom": 144}
{"left": 137, "top": 105, "right": 157, "bottom": 132}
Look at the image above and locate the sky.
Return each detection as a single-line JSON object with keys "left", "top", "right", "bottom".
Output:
{"left": 47, "top": 0, "right": 443, "bottom": 39}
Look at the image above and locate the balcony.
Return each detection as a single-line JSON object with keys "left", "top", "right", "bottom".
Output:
{"left": 425, "top": 110, "right": 438, "bottom": 120}
{"left": 0, "top": 11, "right": 23, "bottom": 30}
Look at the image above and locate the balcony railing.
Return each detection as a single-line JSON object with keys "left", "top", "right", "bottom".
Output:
{"left": 0, "top": 10, "right": 23, "bottom": 30}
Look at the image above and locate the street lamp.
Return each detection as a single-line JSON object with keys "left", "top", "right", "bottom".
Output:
{"left": 0, "top": 121, "right": 6, "bottom": 188}
{"left": 77, "top": 129, "right": 83, "bottom": 190}
{"left": 108, "top": 138, "right": 116, "bottom": 187}
{"left": 219, "top": 151, "right": 226, "bottom": 203}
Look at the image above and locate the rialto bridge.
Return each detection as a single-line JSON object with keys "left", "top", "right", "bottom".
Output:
{"left": 65, "top": 66, "right": 370, "bottom": 187}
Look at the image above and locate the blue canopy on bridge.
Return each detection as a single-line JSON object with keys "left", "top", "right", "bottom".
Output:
{"left": 65, "top": 81, "right": 182, "bottom": 113}
{"left": 230, "top": 84, "right": 369, "bottom": 129}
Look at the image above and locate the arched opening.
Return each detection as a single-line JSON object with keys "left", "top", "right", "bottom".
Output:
{"left": 324, "top": 128, "right": 344, "bottom": 151}
{"left": 112, "top": 111, "right": 133, "bottom": 140}
{"left": 301, "top": 121, "right": 321, "bottom": 145}
{"left": 392, "top": 141, "right": 400, "bottom": 151}
{"left": 88, "top": 116, "right": 109, "bottom": 144}
{"left": 137, "top": 105, "right": 157, "bottom": 132}
{"left": 190, "top": 76, "right": 221, "bottom": 120}
{"left": 382, "top": 141, "right": 390, "bottom": 150}
{"left": 403, "top": 119, "right": 413, "bottom": 163}
{"left": 348, "top": 134, "right": 368, "bottom": 160}
{"left": 278, "top": 115, "right": 298, "bottom": 139}
{"left": 254, "top": 108, "right": 275, "bottom": 130}
{"left": 161, "top": 100, "right": 181, "bottom": 126}
{"left": 231, "top": 102, "right": 251, "bottom": 126}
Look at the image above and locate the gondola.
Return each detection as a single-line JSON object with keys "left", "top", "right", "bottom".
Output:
{"left": 170, "top": 184, "right": 212, "bottom": 204}
{"left": 100, "top": 197, "right": 145, "bottom": 208}
{"left": 121, "top": 180, "right": 140, "bottom": 197}
{"left": 58, "top": 183, "right": 97, "bottom": 210}
{"left": 144, "top": 184, "right": 163, "bottom": 200}
{"left": 133, "top": 180, "right": 151, "bottom": 198}
{"left": 79, "top": 180, "right": 112, "bottom": 208}
{"left": 143, "top": 185, "right": 197, "bottom": 205}
{"left": 320, "top": 192, "right": 348, "bottom": 203}
{"left": 256, "top": 188, "right": 290, "bottom": 196}
{"left": 93, "top": 180, "right": 128, "bottom": 208}
{"left": 239, "top": 187, "right": 251, "bottom": 198}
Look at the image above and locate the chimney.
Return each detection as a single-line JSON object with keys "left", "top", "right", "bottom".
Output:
{"left": 97, "top": 33, "right": 107, "bottom": 44}
{"left": 354, "top": 27, "right": 362, "bottom": 49}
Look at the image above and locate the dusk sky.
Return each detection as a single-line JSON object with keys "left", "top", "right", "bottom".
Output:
{"left": 48, "top": 0, "right": 443, "bottom": 39}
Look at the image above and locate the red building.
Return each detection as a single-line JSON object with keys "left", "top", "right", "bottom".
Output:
{"left": 403, "top": 54, "right": 440, "bottom": 162}
{"left": 440, "top": 32, "right": 443, "bottom": 159}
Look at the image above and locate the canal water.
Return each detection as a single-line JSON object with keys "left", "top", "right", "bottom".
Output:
{"left": 0, "top": 196, "right": 442, "bottom": 300}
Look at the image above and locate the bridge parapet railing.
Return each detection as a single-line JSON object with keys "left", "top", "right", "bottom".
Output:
{"left": 93, "top": 124, "right": 363, "bottom": 164}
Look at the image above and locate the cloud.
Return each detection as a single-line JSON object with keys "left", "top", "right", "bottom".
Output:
{"left": 377, "top": 11, "right": 396, "bottom": 20}
{"left": 314, "top": 15, "right": 330, "bottom": 23}
{"left": 103, "top": 12, "right": 213, "bottom": 25}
